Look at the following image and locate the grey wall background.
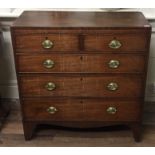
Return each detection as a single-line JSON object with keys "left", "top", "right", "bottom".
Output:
{"left": 0, "top": 21, "right": 18, "bottom": 98}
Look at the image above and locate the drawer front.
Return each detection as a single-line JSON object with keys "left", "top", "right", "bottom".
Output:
{"left": 19, "top": 75, "right": 143, "bottom": 98}
{"left": 15, "top": 34, "right": 79, "bottom": 52}
{"left": 84, "top": 34, "right": 147, "bottom": 52}
{"left": 84, "top": 100, "right": 141, "bottom": 121}
{"left": 23, "top": 98, "right": 141, "bottom": 122}
{"left": 17, "top": 54, "right": 145, "bottom": 73}
{"left": 23, "top": 98, "right": 84, "bottom": 121}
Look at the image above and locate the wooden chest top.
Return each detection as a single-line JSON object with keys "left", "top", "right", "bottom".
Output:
{"left": 12, "top": 11, "right": 150, "bottom": 29}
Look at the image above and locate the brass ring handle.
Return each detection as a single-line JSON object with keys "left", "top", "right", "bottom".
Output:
{"left": 107, "top": 82, "right": 118, "bottom": 91}
{"left": 109, "top": 39, "right": 122, "bottom": 49}
{"left": 108, "top": 60, "right": 120, "bottom": 69}
{"left": 47, "top": 106, "right": 58, "bottom": 114}
{"left": 42, "top": 39, "right": 54, "bottom": 49}
{"left": 45, "top": 82, "right": 56, "bottom": 91}
{"left": 43, "top": 59, "right": 55, "bottom": 69}
{"left": 106, "top": 107, "right": 117, "bottom": 114}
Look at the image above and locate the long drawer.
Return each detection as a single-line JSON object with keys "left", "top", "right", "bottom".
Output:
{"left": 16, "top": 54, "right": 145, "bottom": 73}
{"left": 23, "top": 98, "right": 141, "bottom": 121}
{"left": 14, "top": 32, "right": 148, "bottom": 53}
{"left": 19, "top": 75, "right": 143, "bottom": 98}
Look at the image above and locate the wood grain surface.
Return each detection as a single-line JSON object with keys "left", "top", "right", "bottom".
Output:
{"left": 23, "top": 98, "right": 141, "bottom": 122}
{"left": 19, "top": 75, "right": 143, "bottom": 98}
{"left": 0, "top": 100, "right": 155, "bottom": 146}
{"left": 12, "top": 11, "right": 150, "bottom": 28}
{"left": 11, "top": 11, "right": 152, "bottom": 141}
{"left": 16, "top": 54, "right": 146, "bottom": 73}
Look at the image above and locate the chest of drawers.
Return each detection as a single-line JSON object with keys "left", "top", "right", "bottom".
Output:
{"left": 11, "top": 11, "right": 151, "bottom": 141}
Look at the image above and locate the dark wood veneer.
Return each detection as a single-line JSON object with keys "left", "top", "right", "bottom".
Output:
{"left": 19, "top": 75, "right": 143, "bottom": 98}
{"left": 84, "top": 34, "right": 148, "bottom": 52}
{"left": 12, "top": 11, "right": 149, "bottom": 28}
{"left": 23, "top": 98, "right": 141, "bottom": 122}
{"left": 15, "top": 34, "right": 79, "bottom": 52}
{"left": 16, "top": 54, "right": 145, "bottom": 73}
{"left": 11, "top": 11, "right": 151, "bottom": 142}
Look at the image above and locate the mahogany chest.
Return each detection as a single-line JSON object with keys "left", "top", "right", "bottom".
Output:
{"left": 11, "top": 11, "right": 151, "bottom": 141}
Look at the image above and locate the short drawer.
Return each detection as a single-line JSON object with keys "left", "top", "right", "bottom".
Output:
{"left": 84, "top": 34, "right": 148, "bottom": 52}
{"left": 17, "top": 54, "right": 145, "bottom": 73}
{"left": 23, "top": 98, "right": 141, "bottom": 122}
{"left": 19, "top": 75, "right": 143, "bottom": 98}
{"left": 14, "top": 34, "right": 79, "bottom": 52}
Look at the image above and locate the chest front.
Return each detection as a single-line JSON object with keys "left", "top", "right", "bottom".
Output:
{"left": 11, "top": 11, "right": 151, "bottom": 141}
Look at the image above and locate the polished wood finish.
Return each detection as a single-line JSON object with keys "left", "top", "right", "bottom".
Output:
{"left": 130, "top": 123, "right": 142, "bottom": 142}
{"left": 84, "top": 34, "right": 148, "bottom": 52}
{"left": 12, "top": 11, "right": 149, "bottom": 28}
{"left": 15, "top": 34, "right": 79, "bottom": 52}
{"left": 23, "top": 98, "right": 84, "bottom": 121}
{"left": 14, "top": 32, "right": 148, "bottom": 53}
{"left": 23, "top": 98, "right": 141, "bottom": 122}
{"left": 23, "top": 121, "right": 36, "bottom": 140}
{"left": 17, "top": 54, "right": 146, "bottom": 73}
{"left": 19, "top": 75, "right": 143, "bottom": 98}
{"left": 11, "top": 11, "right": 151, "bottom": 141}
{"left": 1, "top": 102, "right": 155, "bottom": 146}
